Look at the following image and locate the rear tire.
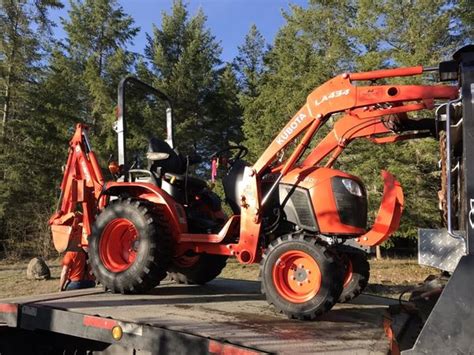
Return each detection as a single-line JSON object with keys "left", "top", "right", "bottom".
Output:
{"left": 89, "top": 198, "right": 172, "bottom": 293}
{"left": 168, "top": 254, "right": 228, "bottom": 285}
{"left": 336, "top": 246, "right": 370, "bottom": 303}
{"left": 260, "top": 234, "right": 343, "bottom": 320}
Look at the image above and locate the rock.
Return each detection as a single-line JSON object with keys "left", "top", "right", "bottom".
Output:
{"left": 26, "top": 257, "right": 51, "bottom": 280}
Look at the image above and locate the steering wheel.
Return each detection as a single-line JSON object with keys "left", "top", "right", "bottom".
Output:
{"left": 211, "top": 145, "right": 248, "bottom": 166}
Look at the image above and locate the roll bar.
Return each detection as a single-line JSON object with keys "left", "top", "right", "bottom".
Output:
{"left": 115, "top": 76, "right": 174, "bottom": 166}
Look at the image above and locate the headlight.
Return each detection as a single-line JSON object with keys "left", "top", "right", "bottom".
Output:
{"left": 341, "top": 178, "right": 363, "bottom": 197}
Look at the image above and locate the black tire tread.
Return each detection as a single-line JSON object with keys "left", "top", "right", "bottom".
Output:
{"left": 336, "top": 245, "right": 370, "bottom": 303}
{"left": 89, "top": 198, "right": 172, "bottom": 294}
{"left": 260, "top": 234, "right": 344, "bottom": 320}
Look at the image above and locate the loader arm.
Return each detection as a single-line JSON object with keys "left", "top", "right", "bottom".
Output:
{"left": 229, "top": 66, "right": 458, "bottom": 263}
{"left": 302, "top": 113, "right": 434, "bottom": 168}
{"left": 48, "top": 124, "right": 104, "bottom": 252}
{"left": 254, "top": 72, "right": 458, "bottom": 173}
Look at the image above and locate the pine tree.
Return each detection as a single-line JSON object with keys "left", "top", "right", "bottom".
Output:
{"left": 145, "top": 0, "right": 240, "bottom": 159}
{"left": 234, "top": 24, "right": 265, "bottom": 160}
{"left": 459, "top": 0, "right": 474, "bottom": 38}
{"left": 352, "top": 0, "right": 468, "bottom": 70}
{"left": 1, "top": 0, "right": 62, "bottom": 136}
{"left": 0, "top": 0, "right": 62, "bottom": 256}
{"left": 241, "top": 2, "right": 355, "bottom": 160}
{"left": 234, "top": 24, "right": 266, "bottom": 97}
{"left": 56, "top": 0, "right": 138, "bottom": 156}
{"left": 206, "top": 64, "right": 243, "bottom": 150}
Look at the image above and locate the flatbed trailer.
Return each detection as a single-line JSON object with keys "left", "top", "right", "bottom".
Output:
{"left": 0, "top": 278, "right": 398, "bottom": 354}
{"left": 2, "top": 44, "right": 472, "bottom": 355}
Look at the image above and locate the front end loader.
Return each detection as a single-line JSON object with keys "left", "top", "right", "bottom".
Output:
{"left": 50, "top": 59, "right": 458, "bottom": 320}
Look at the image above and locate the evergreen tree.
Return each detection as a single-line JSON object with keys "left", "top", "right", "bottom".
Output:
{"left": 242, "top": 2, "right": 355, "bottom": 160}
{"left": 0, "top": 0, "right": 138, "bottom": 257}
{"left": 234, "top": 24, "right": 266, "bottom": 97}
{"left": 459, "top": 0, "right": 474, "bottom": 38}
{"left": 145, "top": 0, "right": 240, "bottom": 159}
{"left": 56, "top": 0, "right": 138, "bottom": 156}
{"left": 1, "top": 0, "right": 62, "bottom": 136}
{"left": 352, "top": 0, "right": 468, "bottom": 70}
{"left": 234, "top": 24, "right": 265, "bottom": 160}
{"left": 207, "top": 64, "right": 243, "bottom": 149}
{"left": 0, "top": 0, "right": 62, "bottom": 256}
{"left": 1, "top": 0, "right": 469, "bottom": 257}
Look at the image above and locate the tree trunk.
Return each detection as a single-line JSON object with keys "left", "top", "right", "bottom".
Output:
{"left": 375, "top": 245, "right": 382, "bottom": 260}
{"left": 2, "top": 70, "right": 12, "bottom": 137}
{"left": 2, "top": 9, "right": 19, "bottom": 138}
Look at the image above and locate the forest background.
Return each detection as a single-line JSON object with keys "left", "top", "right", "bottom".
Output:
{"left": 1, "top": 0, "right": 472, "bottom": 258}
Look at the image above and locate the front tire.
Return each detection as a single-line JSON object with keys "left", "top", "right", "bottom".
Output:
{"left": 89, "top": 198, "right": 172, "bottom": 293}
{"left": 337, "top": 246, "right": 370, "bottom": 303}
{"left": 260, "top": 234, "right": 343, "bottom": 320}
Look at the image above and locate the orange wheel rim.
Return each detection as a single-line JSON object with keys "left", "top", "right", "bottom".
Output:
{"left": 272, "top": 250, "right": 322, "bottom": 303}
{"left": 99, "top": 218, "right": 139, "bottom": 272}
{"left": 343, "top": 258, "right": 353, "bottom": 288}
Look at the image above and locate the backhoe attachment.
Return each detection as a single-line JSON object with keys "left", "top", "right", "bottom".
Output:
{"left": 49, "top": 124, "right": 104, "bottom": 252}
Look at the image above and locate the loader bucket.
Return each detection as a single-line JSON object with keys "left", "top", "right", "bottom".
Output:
{"left": 357, "top": 170, "right": 404, "bottom": 246}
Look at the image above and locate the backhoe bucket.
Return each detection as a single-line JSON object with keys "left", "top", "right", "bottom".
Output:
{"left": 357, "top": 170, "right": 404, "bottom": 246}
{"left": 50, "top": 212, "right": 83, "bottom": 253}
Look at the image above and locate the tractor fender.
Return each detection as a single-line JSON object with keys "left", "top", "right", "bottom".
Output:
{"left": 357, "top": 170, "right": 404, "bottom": 246}
{"left": 104, "top": 182, "right": 188, "bottom": 236}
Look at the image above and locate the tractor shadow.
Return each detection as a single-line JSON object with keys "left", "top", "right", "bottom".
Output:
{"left": 365, "top": 283, "right": 415, "bottom": 299}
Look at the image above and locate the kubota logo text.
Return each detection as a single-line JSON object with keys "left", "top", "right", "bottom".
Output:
{"left": 314, "top": 89, "right": 350, "bottom": 106}
{"left": 276, "top": 113, "right": 307, "bottom": 145}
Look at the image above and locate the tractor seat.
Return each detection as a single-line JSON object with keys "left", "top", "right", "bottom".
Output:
{"left": 163, "top": 172, "right": 208, "bottom": 191}
{"left": 147, "top": 137, "right": 185, "bottom": 175}
{"left": 147, "top": 137, "right": 208, "bottom": 193}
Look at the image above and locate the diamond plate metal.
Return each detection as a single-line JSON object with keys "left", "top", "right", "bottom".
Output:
{"left": 418, "top": 228, "right": 466, "bottom": 272}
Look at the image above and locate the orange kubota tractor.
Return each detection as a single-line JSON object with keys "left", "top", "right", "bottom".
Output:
{"left": 49, "top": 69, "right": 457, "bottom": 320}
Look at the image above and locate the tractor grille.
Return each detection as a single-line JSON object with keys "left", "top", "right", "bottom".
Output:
{"left": 279, "top": 185, "right": 318, "bottom": 232}
{"left": 291, "top": 189, "right": 315, "bottom": 227}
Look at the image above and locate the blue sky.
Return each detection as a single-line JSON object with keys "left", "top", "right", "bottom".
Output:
{"left": 50, "top": 0, "right": 309, "bottom": 63}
